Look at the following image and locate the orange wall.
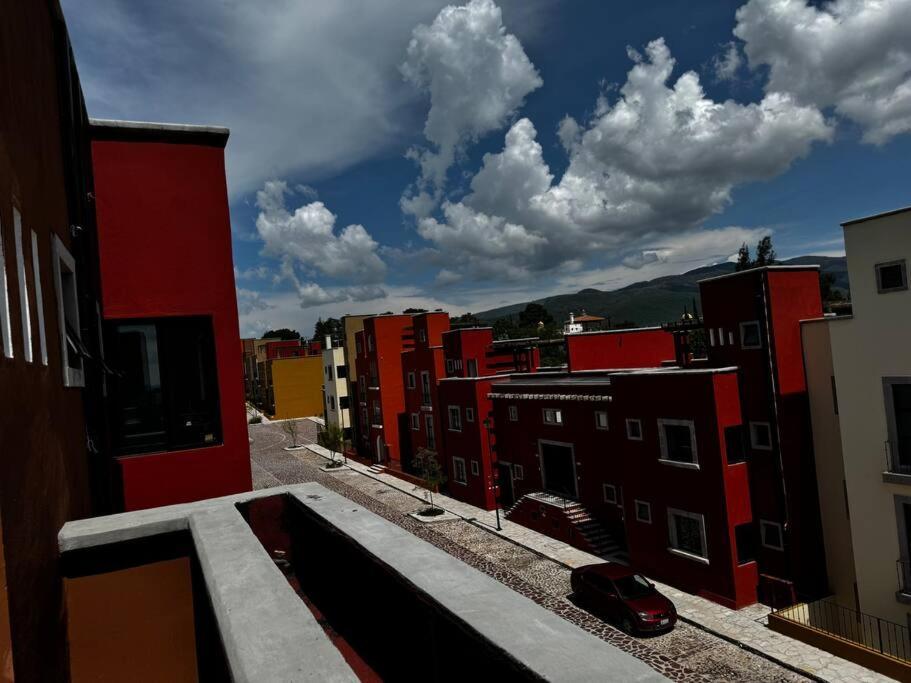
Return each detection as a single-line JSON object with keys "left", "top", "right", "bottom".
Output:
{"left": 272, "top": 356, "right": 325, "bottom": 419}
{"left": 66, "top": 558, "right": 197, "bottom": 682}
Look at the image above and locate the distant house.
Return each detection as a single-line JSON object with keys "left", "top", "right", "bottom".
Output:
{"left": 563, "top": 310, "right": 606, "bottom": 334}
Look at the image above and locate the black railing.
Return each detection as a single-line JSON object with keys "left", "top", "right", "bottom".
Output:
{"left": 885, "top": 439, "right": 911, "bottom": 475}
{"left": 775, "top": 597, "right": 911, "bottom": 662}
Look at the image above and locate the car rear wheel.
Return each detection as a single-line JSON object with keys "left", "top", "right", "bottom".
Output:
{"left": 620, "top": 615, "right": 635, "bottom": 635}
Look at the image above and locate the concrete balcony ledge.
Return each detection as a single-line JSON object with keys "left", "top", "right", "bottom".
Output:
{"left": 60, "top": 483, "right": 668, "bottom": 682}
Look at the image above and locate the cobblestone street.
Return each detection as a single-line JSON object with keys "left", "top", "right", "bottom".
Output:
{"left": 250, "top": 420, "right": 815, "bottom": 683}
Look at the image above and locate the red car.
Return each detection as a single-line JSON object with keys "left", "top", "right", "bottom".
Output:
{"left": 571, "top": 563, "right": 677, "bottom": 634}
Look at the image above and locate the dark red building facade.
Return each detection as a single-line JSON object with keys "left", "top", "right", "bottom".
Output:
{"left": 90, "top": 121, "right": 252, "bottom": 511}
{"left": 565, "top": 327, "right": 676, "bottom": 371}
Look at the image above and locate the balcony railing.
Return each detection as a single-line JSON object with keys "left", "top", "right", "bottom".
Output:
{"left": 885, "top": 439, "right": 911, "bottom": 475}
{"left": 772, "top": 597, "right": 911, "bottom": 663}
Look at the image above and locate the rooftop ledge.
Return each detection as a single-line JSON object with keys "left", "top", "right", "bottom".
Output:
{"left": 60, "top": 483, "right": 667, "bottom": 682}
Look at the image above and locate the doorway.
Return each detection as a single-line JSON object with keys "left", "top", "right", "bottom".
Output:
{"left": 539, "top": 440, "right": 578, "bottom": 499}
{"left": 496, "top": 463, "right": 515, "bottom": 508}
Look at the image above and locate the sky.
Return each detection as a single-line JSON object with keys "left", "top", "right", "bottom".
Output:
{"left": 63, "top": 0, "right": 911, "bottom": 337}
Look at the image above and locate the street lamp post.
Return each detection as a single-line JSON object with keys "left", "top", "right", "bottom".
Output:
{"left": 483, "top": 417, "right": 502, "bottom": 531}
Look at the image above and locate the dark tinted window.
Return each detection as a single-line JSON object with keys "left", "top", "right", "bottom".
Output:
{"left": 725, "top": 425, "right": 746, "bottom": 464}
{"left": 337, "top": 364, "right": 348, "bottom": 379}
{"left": 735, "top": 524, "right": 756, "bottom": 564}
{"left": 108, "top": 317, "right": 221, "bottom": 455}
{"left": 339, "top": 396, "right": 350, "bottom": 410}
{"left": 877, "top": 261, "right": 907, "bottom": 292}
{"left": 663, "top": 423, "right": 694, "bottom": 463}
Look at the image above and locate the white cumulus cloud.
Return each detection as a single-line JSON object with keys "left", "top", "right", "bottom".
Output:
{"left": 734, "top": 0, "right": 911, "bottom": 144}
{"left": 400, "top": 0, "right": 543, "bottom": 216}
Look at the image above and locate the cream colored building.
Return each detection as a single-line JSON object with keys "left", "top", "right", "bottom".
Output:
{"left": 803, "top": 206, "right": 911, "bottom": 627}
{"left": 322, "top": 338, "right": 351, "bottom": 439}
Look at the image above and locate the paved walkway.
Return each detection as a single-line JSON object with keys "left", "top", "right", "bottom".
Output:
{"left": 302, "top": 438, "right": 888, "bottom": 683}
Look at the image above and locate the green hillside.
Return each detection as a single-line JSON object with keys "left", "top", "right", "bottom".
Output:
{"left": 476, "top": 256, "right": 848, "bottom": 326}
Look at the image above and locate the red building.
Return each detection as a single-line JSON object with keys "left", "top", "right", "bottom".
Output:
{"left": 490, "top": 266, "right": 827, "bottom": 608}
{"left": 566, "top": 327, "right": 675, "bottom": 371}
{"left": 91, "top": 120, "right": 252, "bottom": 511}
{"left": 436, "top": 328, "right": 541, "bottom": 510}
{"left": 353, "top": 314, "right": 415, "bottom": 467}
{"left": 400, "top": 312, "right": 450, "bottom": 472}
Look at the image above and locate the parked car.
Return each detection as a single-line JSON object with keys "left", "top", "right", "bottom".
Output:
{"left": 571, "top": 563, "right": 676, "bottom": 634}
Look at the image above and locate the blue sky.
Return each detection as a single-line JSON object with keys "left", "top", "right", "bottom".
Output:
{"left": 62, "top": 0, "right": 911, "bottom": 337}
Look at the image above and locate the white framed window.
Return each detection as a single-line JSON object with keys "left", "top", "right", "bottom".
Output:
{"left": 52, "top": 235, "right": 84, "bottom": 387}
{"left": 759, "top": 520, "right": 784, "bottom": 551}
{"left": 467, "top": 358, "right": 478, "bottom": 377}
{"left": 329, "top": 395, "right": 336, "bottom": 411}
{"left": 657, "top": 418, "right": 698, "bottom": 468}
{"left": 407, "top": 371, "right": 416, "bottom": 389}
{"left": 419, "top": 328, "right": 427, "bottom": 342}
{"left": 420, "top": 371, "right": 432, "bottom": 406}
{"left": 718, "top": 328, "right": 725, "bottom": 346}
{"left": 452, "top": 456, "right": 467, "bottom": 484}
{"left": 470, "top": 460, "right": 480, "bottom": 476}
{"left": 708, "top": 328, "right": 715, "bottom": 347}
{"left": 508, "top": 405, "right": 518, "bottom": 422}
{"left": 367, "top": 334, "right": 374, "bottom": 352}
{"left": 626, "top": 418, "right": 643, "bottom": 441}
{"left": 543, "top": 408, "right": 563, "bottom": 425}
{"left": 667, "top": 508, "right": 709, "bottom": 563}
{"left": 595, "top": 411, "right": 608, "bottom": 430}
{"left": 513, "top": 464, "right": 524, "bottom": 480}
{"left": 13, "top": 209, "right": 33, "bottom": 362}
{"left": 635, "top": 500, "right": 652, "bottom": 523}
{"left": 603, "top": 483, "right": 618, "bottom": 504}
{"left": 448, "top": 405, "right": 462, "bottom": 431}
{"left": 445, "top": 359, "right": 454, "bottom": 373}
{"left": 411, "top": 413, "right": 420, "bottom": 430}
{"left": 465, "top": 407, "right": 475, "bottom": 422}
{"left": 740, "top": 321, "right": 762, "bottom": 349}
{"left": 0, "top": 209, "right": 13, "bottom": 359}
{"left": 750, "top": 422, "right": 773, "bottom": 450}
{"left": 425, "top": 414, "right": 436, "bottom": 450}
{"left": 876, "top": 260, "right": 908, "bottom": 293}
{"left": 327, "top": 365, "right": 334, "bottom": 381}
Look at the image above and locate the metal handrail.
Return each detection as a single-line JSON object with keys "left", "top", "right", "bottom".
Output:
{"left": 774, "top": 597, "right": 911, "bottom": 662}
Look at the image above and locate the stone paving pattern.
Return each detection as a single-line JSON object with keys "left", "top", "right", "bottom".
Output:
{"left": 250, "top": 420, "right": 888, "bottom": 683}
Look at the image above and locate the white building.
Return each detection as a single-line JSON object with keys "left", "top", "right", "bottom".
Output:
{"left": 802, "top": 206, "right": 911, "bottom": 628}
{"left": 322, "top": 336, "right": 352, "bottom": 440}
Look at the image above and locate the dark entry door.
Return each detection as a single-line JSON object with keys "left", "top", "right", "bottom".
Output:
{"left": 497, "top": 463, "right": 515, "bottom": 508}
{"left": 540, "top": 442, "right": 577, "bottom": 499}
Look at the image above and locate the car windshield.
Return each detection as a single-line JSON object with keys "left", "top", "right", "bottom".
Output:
{"left": 613, "top": 573, "right": 654, "bottom": 600}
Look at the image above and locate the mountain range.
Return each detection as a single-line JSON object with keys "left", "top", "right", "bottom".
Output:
{"left": 475, "top": 256, "right": 848, "bottom": 326}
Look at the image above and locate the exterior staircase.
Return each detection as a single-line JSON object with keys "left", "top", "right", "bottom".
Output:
{"left": 367, "top": 464, "right": 386, "bottom": 475}
{"left": 505, "top": 492, "right": 629, "bottom": 564}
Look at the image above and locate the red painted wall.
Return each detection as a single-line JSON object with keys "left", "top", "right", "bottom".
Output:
{"left": 266, "top": 340, "right": 302, "bottom": 359}
{"left": 566, "top": 328, "right": 675, "bottom": 372}
{"left": 491, "top": 369, "right": 757, "bottom": 608}
{"left": 401, "top": 313, "right": 449, "bottom": 471}
{"left": 91, "top": 136, "right": 252, "bottom": 510}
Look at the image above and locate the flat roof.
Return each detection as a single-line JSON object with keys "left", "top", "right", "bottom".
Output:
{"left": 841, "top": 205, "right": 911, "bottom": 226}
{"left": 567, "top": 326, "right": 663, "bottom": 337}
{"left": 698, "top": 264, "right": 820, "bottom": 285}
{"left": 89, "top": 118, "right": 229, "bottom": 148}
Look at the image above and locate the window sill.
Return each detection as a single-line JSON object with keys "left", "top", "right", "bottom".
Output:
{"left": 448, "top": 429, "right": 461, "bottom": 433}
{"left": 883, "top": 472, "right": 911, "bottom": 486}
{"left": 896, "top": 590, "right": 911, "bottom": 605}
{"left": 658, "top": 459, "right": 700, "bottom": 470}
{"left": 667, "top": 547, "right": 710, "bottom": 565}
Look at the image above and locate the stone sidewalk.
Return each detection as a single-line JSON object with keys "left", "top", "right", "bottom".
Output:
{"left": 304, "top": 441, "right": 889, "bottom": 683}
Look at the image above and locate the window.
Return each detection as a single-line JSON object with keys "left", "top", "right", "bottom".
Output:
{"left": 513, "top": 464, "right": 524, "bottom": 480}
{"left": 884, "top": 378, "right": 911, "bottom": 473}
{"left": 603, "top": 483, "right": 618, "bottom": 504}
{"left": 667, "top": 509, "right": 708, "bottom": 562}
{"left": 718, "top": 328, "right": 725, "bottom": 346}
{"left": 728, "top": 331, "right": 734, "bottom": 345}
{"left": 595, "top": 411, "right": 608, "bottom": 430}
{"left": 470, "top": 460, "right": 480, "bottom": 476}
{"left": 425, "top": 415, "right": 436, "bottom": 450}
{"left": 452, "top": 457, "right": 467, "bottom": 484}
{"left": 420, "top": 371, "right": 432, "bottom": 406}
{"left": 419, "top": 328, "right": 427, "bottom": 343}
{"left": 13, "top": 209, "right": 32, "bottom": 362}
{"left": 508, "top": 405, "right": 518, "bottom": 421}
{"left": 337, "top": 365, "right": 347, "bottom": 379}
{"left": 467, "top": 359, "right": 478, "bottom": 377}
{"left": 708, "top": 328, "right": 715, "bottom": 347}
{"left": 411, "top": 413, "right": 420, "bottom": 430}
{"left": 448, "top": 405, "right": 462, "bottom": 431}
{"left": 327, "top": 365, "right": 334, "bottom": 381}
{"left": 329, "top": 395, "right": 336, "bottom": 411}
{"left": 750, "top": 422, "right": 773, "bottom": 450}
{"left": 543, "top": 408, "right": 563, "bottom": 425}
{"left": 369, "top": 361, "right": 378, "bottom": 386}
{"left": 626, "top": 418, "right": 643, "bottom": 441}
{"left": 725, "top": 425, "right": 746, "bottom": 464}
{"left": 52, "top": 235, "right": 83, "bottom": 386}
{"left": 107, "top": 316, "right": 221, "bottom": 455}
{"left": 367, "top": 334, "right": 374, "bottom": 351}
{"left": 635, "top": 500, "right": 651, "bottom": 523}
{"left": 407, "top": 371, "right": 416, "bottom": 389}
{"left": 876, "top": 260, "right": 908, "bottom": 293}
{"left": 465, "top": 407, "right": 475, "bottom": 422}
{"left": 760, "top": 520, "right": 784, "bottom": 551}
{"left": 831, "top": 375, "right": 838, "bottom": 415}
{"left": 356, "top": 338, "right": 362, "bottom": 354}
{"left": 445, "top": 359, "right": 454, "bottom": 373}
{"left": 0, "top": 210, "right": 13, "bottom": 359}
{"left": 740, "top": 321, "right": 762, "bottom": 349}
{"left": 339, "top": 396, "right": 350, "bottom": 410}
{"left": 372, "top": 400, "right": 382, "bottom": 423}
{"left": 735, "top": 523, "right": 756, "bottom": 564}
{"left": 359, "top": 375, "right": 366, "bottom": 400}
{"left": 657, "top": 419, "right": 697, "bottom": 467}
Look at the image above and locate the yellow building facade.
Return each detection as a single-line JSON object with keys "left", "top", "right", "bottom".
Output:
{"left": 269, "top": 356, "right": 325, "bottom": 419}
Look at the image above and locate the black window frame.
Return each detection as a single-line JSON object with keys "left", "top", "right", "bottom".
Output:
{"left": 876, "top": 260, "right": 908, "bottom": 293}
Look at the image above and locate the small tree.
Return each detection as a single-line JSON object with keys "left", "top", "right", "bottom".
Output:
{"left": 318, "top": 423, "right": 345, "bottom": 465}
{"left": 754, "top": 236, "right": 777, "bottom": 267}
{"left": 413, "top": 448, "right": 446, "bottom": 512}
{"left": 735, "top": 243, "right": 751, "bottom": 271}
{"left": 281, "top": 419, "right": 301, "bottom": 449}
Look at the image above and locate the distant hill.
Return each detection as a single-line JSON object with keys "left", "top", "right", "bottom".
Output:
{"left": 476, "top": 256, "right": 848, "bottom": 326}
